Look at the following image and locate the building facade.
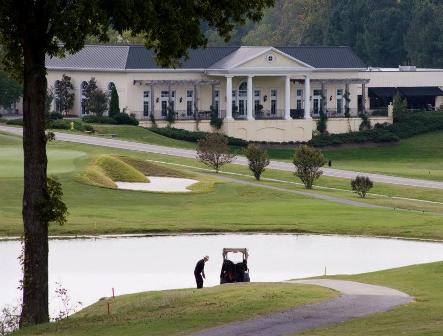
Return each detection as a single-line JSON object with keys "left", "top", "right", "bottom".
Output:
{"left": 45, "top": 45, "right": 443, "bottom": 142}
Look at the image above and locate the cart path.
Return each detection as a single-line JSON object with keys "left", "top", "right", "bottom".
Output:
{"left": 1, "top": 125, "right": 442, "bottom": 189}
{"left": 191, "top": 279, "right": 413, "bottom": 336}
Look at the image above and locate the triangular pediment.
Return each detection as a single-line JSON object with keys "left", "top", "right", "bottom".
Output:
{"left": 238, "top": 48, "right": 313, "bottom": 69}
{"left": 209, "top": 47, "right": 314, "bottom": 70}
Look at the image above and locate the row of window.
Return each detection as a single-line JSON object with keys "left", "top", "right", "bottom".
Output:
{"left": 142, "top": 90, "right": 220, "bottom": 117}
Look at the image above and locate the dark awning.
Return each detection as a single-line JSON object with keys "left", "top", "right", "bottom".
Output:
{"left": 398, "top": 87, "right": 443, "bottom": 97}
{"left": 369, "top": 86, "right": 443, "bottom": 97}
{"left": 368, "top": 87, "right": 399, "bottom": 97}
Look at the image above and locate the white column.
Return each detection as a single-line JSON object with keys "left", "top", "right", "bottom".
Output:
{"left": 304, "top": 75, "right": 311, "bottom": 119}
{"left": 225, "top": 76, "right": 233, "bottom": 120}
{"left": 284, "top": 76, "right": 291, "bottom": 120}
{"left": 247, "top": 75, "right": 254, "bottom": 120}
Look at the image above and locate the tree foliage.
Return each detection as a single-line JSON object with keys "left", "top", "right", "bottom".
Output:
{"left": 108, "top": 86, "right": 120, "bottom": 118}
{"left": 392, "top": 92, "right": 408, "bottom": 122}
{"left": 351, "top": 175, "right": 374, "bottom": 198}
{"left": 87, "top": 88, "right": 108, "bottom": 117}
{"left": 0, "top": 71, "right": 21, "bottom": 109}
{"left": 197, "top": 133, "right": 236, "bottom": 173}
{"left": 55, "top": 74, "right": 74, "bottom": 115}
{"left": 245, "top": 144, "right": 270, "bottom": 180}
{"left": 293, "top": 145, "right": 326, "bottom": 189}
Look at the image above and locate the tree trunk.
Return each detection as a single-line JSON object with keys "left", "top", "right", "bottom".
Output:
{"left": 19, "top": 42, "right": 49, "bottom": 327}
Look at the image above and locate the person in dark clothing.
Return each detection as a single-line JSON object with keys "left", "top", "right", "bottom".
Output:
{"left": 194, "top": 256, "right": 209, "bottom": 289}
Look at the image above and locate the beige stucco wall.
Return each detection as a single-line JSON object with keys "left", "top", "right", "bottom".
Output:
{"left": 365, "top": 70, "right": 443, "bottom": 87}
{"left": 320, "top": 117, "right": 393, "bottom": 134}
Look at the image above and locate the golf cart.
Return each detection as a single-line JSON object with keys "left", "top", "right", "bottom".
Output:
{"left": 220, "top": 248, "right": 250, "bottom": 284}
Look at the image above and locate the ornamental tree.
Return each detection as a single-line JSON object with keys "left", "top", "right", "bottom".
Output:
{"left": 0, "top": 0, "right": 273, "bottom": 328}
{"left": 0, "top": 71, "right": 22, "bottom": 110}
{"left": 55, "top": 74, "right": 74, "bottom": 115}
{"left": 245, "top": 144, "right": 270, "bottom": 180}
{"left": 108, "top": 85, "right": 120, "bottom": 118}
{"left": 351, "top": 175, "right": 374, "bottom": 198}
{"left": 197, "top": 133, "right": 236, "bottom": 173}
{"left": 293, "top": 145, "right": 326, "bottom": 189}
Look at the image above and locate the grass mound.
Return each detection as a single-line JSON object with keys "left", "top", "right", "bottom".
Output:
{"left": 118, "top": 156, "right": 189, "bottom": 178}
{"left": 94, "top": 155, "right": 148, "bottom": 183}
{"left": 82, "top": 165, "right": 117, "bottom": 189}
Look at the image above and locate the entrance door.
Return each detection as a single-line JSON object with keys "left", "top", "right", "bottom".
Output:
{"left": 238, "top": 82, "right": 248, "bottom": 117}
{"left": 313, "top": 90, "right": 322, "bottom": 116}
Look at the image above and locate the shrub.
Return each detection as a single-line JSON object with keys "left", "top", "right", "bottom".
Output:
{"left": 150, "top": 127, "right": 248, "bottom": 147}
{"left": 317, "top": 110, "right": 328, "bottom": 134}
{"left": 351, "top": 175, "right": 373, "bottom": 198}
{"left": 359, "top": 113, "right": 371, "bottom": 131}
{"left": 380, "top": 111, "right": 443, "bottom": 138}
{"left": 6, "top": 118, "right": 23, "bottom": 126}
{"left": 196, "top": 133, "right": 236, "bottom": 173}
{"left": 392, "top": 93, "right": 408, "bottom": 122}
{"left": 108, "top": 85, "right": 120, "bottom": 118}
{"left": 82, "top": 115, "right": 117, "bottom": 124}
{"left": 293, "top": 145, "right": 326, "bottom": 189}
{"left": 48, "top": 112, "right": 63, "bottom": 120}
{"left": 244, "top": 144, "right": 270, "bottom": 180}
{"left": 210, "top": 106, "right": 223, "bottom": 130}
{"left": 49, "top": 119, "right": 70, "bottom": 129}
{"left": 113, "top": 112, "right": 139, "bottom": 126}
{"left": 309, "top": 129, "right": 399, "bottom": 147}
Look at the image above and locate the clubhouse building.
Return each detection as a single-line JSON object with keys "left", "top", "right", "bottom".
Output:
{"left": 45, "top": 45, "right": 443, "bottom": 142}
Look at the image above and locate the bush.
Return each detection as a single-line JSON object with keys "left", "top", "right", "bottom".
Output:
{"left": 49, "top": 119, "right": 70, "bottom": 129}
{"left": 244, "top": 144, "right": 270, "bottom": 180}
{"left": 82, "top": 115, "right": 117, "bottom": 124}
{"left": 150, "top": 127, "right": 248, "bottom": 147}
{"left": 196, "top": 133, "right": 236, "bottom": 173}
{"left": 351, "top": 175, "right": 373, "bottom": 198}
{"left": 6, "top": 118, "right": 23, "bottom": 126}
{"left": 309, "top": 129, "right": 399, "bottom": 147}
{"left": 380, "top": 111, "right": 443, "bottom": 139}
{"left": 113, "top": 113, "right": 139, "bottom": 126}
{"left": 293, "top": 145, "right": 326, "bottom": 189}
{"left": 48, "top": 112, "right": 63, "bottom": 120}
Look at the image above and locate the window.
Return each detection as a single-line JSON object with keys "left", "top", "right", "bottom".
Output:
{"left": 337, "top": 89, "right": 344, "bottom": 114}
{"left": 143, "top": 91, "right": 150, "bottom": 116}
{"left": 161, "top": 90, "right": 175, "bottom": 116}
{"left": 214, "top": 90, "right": 220, "bottom": 113}
{"left": 313, "top": 89, "right": 322, "bottom": 96}
{"left": 186, "top": 90, "right": 193, "bottom": 115}
{"left": 271, "top": 89, "right": 277, "bottom": 114}
{"left": 265, "top": 54, "right": 274, "bottom": 63}
{"left": 296, "top": 89, "right": 303, "bottom": 110}
{"left": 254, "top": 90, "right": 261, "bottom": 114}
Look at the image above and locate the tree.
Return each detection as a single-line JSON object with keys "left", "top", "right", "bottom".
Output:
{"left": 55, "top": 74, "right": 74, "bottom": 115}
{"left": 87, "top": 88, "right": 108, "bottom": 117}
{"left": 351, "top": 175, "right": 373, "bottom": 198}
{"left": 0, "top": 71, "right": 22, "bottom": 110}
{"left": 108, "top": 85, "right": 120, "bottom": 118}
{"left": 0, "top": 0, "right": 273, "bottom": 327}
{"left": 293, "top": 145, "right": 326, "bottom": 189}
{"left": 245, "top": 144, "right": 270, "bottom": 180}
{"left": 392, "top": 92, "right": 408, "bottom": 122}
{"left": 197, "top": 133, "right": 236, "bottom": 173}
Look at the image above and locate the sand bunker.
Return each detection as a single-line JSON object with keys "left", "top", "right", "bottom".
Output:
{"left": 115, "top": 176, "right": 198, "bottom": 192}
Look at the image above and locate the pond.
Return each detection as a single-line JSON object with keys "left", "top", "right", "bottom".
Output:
{"left": 1, "top": 233, "right": 443, "bottom": 316}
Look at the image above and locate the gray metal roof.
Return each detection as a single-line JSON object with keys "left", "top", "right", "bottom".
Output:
{"left": 46, "top": 45, "right": 129, "bottom": 70}
{"left": 45, "top": 45, "right": 365, "bottom": 71}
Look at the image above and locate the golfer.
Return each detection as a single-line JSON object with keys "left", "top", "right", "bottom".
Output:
{"left": 194, "top": 256, "right": 209, "bottom": 289}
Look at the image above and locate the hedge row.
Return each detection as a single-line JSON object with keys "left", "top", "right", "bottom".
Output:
{"left": 5, "top": 118, "right": 94, "bottom": 132}
{"left": 149, "top": 127, "right": 248, "bottom": 147}
{"left": 82, "top": 113, "right": 139, "bottom": 126}
{"left": 383, "top": 111, "right": 443, "bottom": 138}
{"left": 309, "top": 129, "right": 399, "bottom": 147}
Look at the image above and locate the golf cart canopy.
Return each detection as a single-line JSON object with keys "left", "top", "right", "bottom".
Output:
{"left": 222, "top": 248, "right": 248, "bottom": 260}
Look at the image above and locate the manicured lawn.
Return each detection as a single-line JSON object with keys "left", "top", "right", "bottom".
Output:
{"left": 298, "top": 261, "right": 443, "bottom": 336}
{"left": 14, "top": 283, "right": 335, "bottom": 336}
{"left": 268, "top": 131, "right": 443, "bottom": 181}
{"left": 1, "top": 132, "right": 443, "bottom": 239}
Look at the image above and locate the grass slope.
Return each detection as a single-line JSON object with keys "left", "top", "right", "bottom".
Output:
{"left": 298, "top": 261, "right": 443, "bottom": 336}
{"left": 267, "top": 131, "right": 443, "bottom": 181}
{"left": 14, "top": 283, "right": 335, "bottom": 336}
